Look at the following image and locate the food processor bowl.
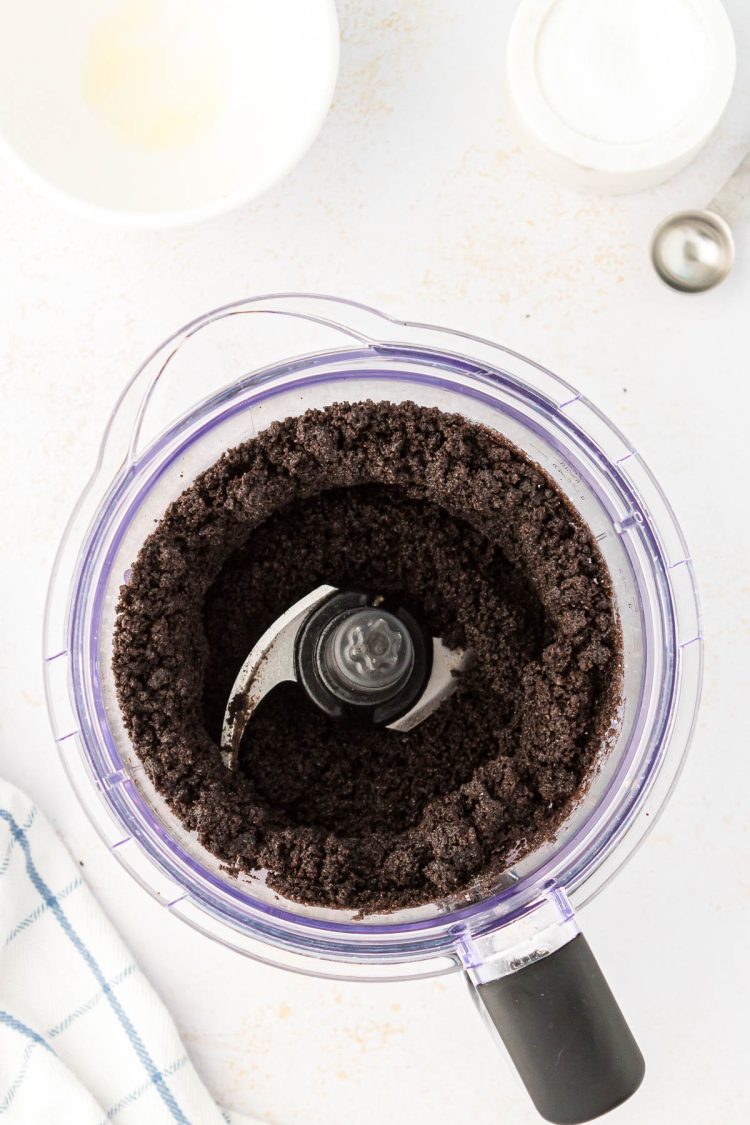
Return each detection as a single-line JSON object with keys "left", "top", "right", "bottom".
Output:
{"left": 45, "top": 295, "right": 702, "bottom": 1123}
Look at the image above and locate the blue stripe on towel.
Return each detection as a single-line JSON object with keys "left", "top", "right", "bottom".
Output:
{"left": 106, "top": 1055, "right": 188, "bottom": 1120}
{"left": 0, "top": 1042, "right": 40, "bottom": 1114}
{"left": 3, "top": 875, "right": 83, "bottom": 948}
{"left": 0, "top": 1010, "right": 54, "bottom": 1115}
{"left": 0, "top": 810, "right": 189, "bottom": 1125}
{"left": 0, "top": 808, "right": 36, "bottom": 876}
{"left": 48, "top": 964, "right": 137, "bottom": 1039}
{"left": 0, "top": 1010, "right": 53, "bottom": 1054}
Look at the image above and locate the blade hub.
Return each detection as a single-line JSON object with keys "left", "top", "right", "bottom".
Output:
{"left": 322, "top": 609, "right": 415, "bottom": 699}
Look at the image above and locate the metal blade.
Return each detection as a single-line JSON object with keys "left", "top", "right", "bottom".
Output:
{"left": 387, "top": 637, "right": 468, "bottom": 733}
{"left": 220, "top": 584, "right": 337, "bottom": 769}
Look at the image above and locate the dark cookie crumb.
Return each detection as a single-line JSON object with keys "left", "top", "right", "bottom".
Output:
{"left": 113, "top": 402, "right": 621, "bottom": 912}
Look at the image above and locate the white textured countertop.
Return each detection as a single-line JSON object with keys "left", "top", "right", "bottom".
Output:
{"left": 1, "top": 2, "right": 749, "bottom": 1123}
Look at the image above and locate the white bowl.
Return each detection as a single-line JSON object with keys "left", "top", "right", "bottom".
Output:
{"left": 0, "top": 0, "right": 340, "bottom": 226}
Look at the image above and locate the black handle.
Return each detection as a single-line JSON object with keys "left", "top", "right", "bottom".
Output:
{"left": 475, "top": 934, "right": 645, "bottom": 1125}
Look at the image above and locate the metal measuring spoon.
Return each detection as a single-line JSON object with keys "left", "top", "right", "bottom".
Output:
{"left": 651, "top": 150, "right": 750, "bottom": 292}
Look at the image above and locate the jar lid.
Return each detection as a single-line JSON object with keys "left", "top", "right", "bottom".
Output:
{"left": 506, "top": 0, "right": 736, "bottom": 192}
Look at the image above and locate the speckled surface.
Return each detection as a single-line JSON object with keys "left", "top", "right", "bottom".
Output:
{"left": 1, "top": 2, "right": 749, "bottom": 1123}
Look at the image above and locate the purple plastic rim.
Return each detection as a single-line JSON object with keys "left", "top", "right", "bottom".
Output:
{"left": 64, "top": 340, "right": 682, "bottom": 961}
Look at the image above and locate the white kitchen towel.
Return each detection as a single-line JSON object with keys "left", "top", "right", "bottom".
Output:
{"left": 0, "top": 779, "right": 255, "bottom": 1125}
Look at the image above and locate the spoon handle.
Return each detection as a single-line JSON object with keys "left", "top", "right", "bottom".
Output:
{"left": 708, "top": 150, "right": 750, "bottom": 227}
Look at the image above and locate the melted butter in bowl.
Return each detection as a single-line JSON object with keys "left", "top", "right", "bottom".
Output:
{"left": 82, "top": 0, "right": 226, "bottom": 152}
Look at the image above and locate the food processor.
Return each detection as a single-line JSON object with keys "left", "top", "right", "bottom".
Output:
{"left": 44, "top": 294, "right": 702, "bottom": 1124}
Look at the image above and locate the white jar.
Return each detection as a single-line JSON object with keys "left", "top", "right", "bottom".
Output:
{"left": 506, "top": 0, "right": 737, "bottom": 193}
